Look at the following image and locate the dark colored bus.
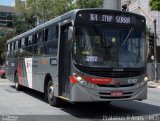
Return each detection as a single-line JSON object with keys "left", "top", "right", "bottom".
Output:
{"left": 5, "top": 9, "right": 148, "bottom": 106}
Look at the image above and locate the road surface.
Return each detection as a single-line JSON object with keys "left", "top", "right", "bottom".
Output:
{"left": 0, "top": 78, "right": 160, "bottom": 121}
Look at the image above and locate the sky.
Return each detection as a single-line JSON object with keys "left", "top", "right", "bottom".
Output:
{"left": 0, "top": 0, "right": 14, "bottom": 6}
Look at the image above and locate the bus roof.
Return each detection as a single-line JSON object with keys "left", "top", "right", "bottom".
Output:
{"left": 7, "top": 8, "right": 145, "bottom": 43}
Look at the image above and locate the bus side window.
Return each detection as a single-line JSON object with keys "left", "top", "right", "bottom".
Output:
{"left": 7, "top": 44, "right": 10, "bottom": 58}
{"left": 18, "top": 39, "right": 21, "bottom": 49}
{"left": 33, "top": 34, "right": 37, "bottom": 44}
{"left": 33, "top": 31, "right": 44, "bottom": 56}
{"left": 12, "top": 42, "right": 14, "bottom": 50}
{"left": 14, "top": 40, "right": 19, "bottom": 58}
{"left": 25, "top": 36, "right": 33, "bottom": 57}
{"left": 9, "top": 42, "right": 13, "bottom": 58}
{"left": 28, "top": 35, "right": 33, "bottom": 45}
{"left": 13, "top": 41, "right": 16, "bottom": 58}
{"left": 44, "top": 26, "right": 58, "bottom": 56}
{"left": 20, "top": 38, "right": 25, "bottom": 57}
{"left": 15, "top": 40, "right": 18, "bottom": 49}
{"left": 7, "top": 44, "right": 10, "bottom": 52}
{"left": 21, "top": 38, "right": 25, "bottom": 47}
{"left": 36, "top": 31, "right": 43, "bottom": 43}
{"left": 25, "top": 37, "right": 28, "bottom": 46}
{"left": 26, "top": 35, "right": 34, "bottom": 57}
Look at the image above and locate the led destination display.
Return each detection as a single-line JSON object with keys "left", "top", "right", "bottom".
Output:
{"left": 76, "top": 11, "right": 145, "bottom": 26}
{"left": 90, "top": 14, "right": 131, "bottom": 24}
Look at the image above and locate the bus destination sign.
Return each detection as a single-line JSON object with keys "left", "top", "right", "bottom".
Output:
{"left": 89, "top": 13, "right": 131, "bottom": 24}
{"left": 77, "top": 12, "right": 135, "bottom": 25}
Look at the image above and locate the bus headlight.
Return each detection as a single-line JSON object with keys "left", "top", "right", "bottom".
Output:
{"left": 77, "top": 76, "right": 82, "bottom": 82}
{"left": 144, "top": 77, "right": 148, "bottom": 82}
{"left": 75, "top": 76, "right": 88, "bottom": 86}
{"left": 72, "top": 73, "right": 95, "bottom": 88}
{"left": 79, "top": 80, "right": 88, "bottom": 86}
{"left": 78, "top": 79, "right": 95, "bottom": 88}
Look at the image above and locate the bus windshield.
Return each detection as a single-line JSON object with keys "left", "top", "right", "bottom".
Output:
{"left": 73, "top": 25, "right": 145, "bottom": 68}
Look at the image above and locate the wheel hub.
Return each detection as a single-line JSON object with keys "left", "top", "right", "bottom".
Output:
{"left": 48, "top": 86, "right": 54, "bottom": 99}
{"left": 15, "top": 82, "right": 18, "bottom": 88}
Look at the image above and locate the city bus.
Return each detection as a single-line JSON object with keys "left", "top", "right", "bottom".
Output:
{"left": 5, "top": 9, "right": 148, "bottom": 107}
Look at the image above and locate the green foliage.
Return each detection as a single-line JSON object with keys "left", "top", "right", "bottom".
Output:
{"left": 15, "top": 0, "right": 103, "bottom": 30}
{"left": 75, "top": 0, "right": 103, "bottom": 8}
{"left": 26, "top": 0, "right": 66, "bottom": 22}
{"left": 14, "top": 0, "right": 37, "bottom": 34}
{"left": 0, "top": 0, "right": 103, "bottom": 64}
{"left": 149, "top": 0, "right": 160, "bottom": 11}
{"left": 0, "top": 31, "right": 15, "bottom": 65}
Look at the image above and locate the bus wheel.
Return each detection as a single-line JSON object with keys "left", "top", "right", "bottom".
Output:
{"left": 47, "top": 80, "right": 60, "bottom": 107}
{"left": 14, "top": 73, "right": 21, "bottom": 91}
{"left": 1, "top": 74, "right": 5, "bottom": 78}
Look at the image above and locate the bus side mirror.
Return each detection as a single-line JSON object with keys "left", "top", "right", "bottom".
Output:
{"left": 68, "top": 26, "right": 73, "bottom": 40}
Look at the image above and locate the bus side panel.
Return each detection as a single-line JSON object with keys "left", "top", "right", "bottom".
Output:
{"left": 18, "top": 58, "right": 28, "bottom": 87}
{"left": 32, "top": 57, "right": 42, "bottom": 91}
{"left": 32, "top": 57, "right": 58, "bottom": 93}
{"left": 5, "top": 58, "right": 13, "bottom": 82}
{"left": 6, "top": 58, "right": 17, "bottom": 82}
{"left": 18, "top": 57, "right": 34, "bottom": 89}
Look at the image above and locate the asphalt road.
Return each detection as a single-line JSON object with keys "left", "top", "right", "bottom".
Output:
{"left": 0, "top": 78, "right": 160, "bottom": 121}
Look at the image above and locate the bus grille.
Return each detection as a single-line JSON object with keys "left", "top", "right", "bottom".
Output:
{"left": 74, "top": 64, "right": 145, "bottom": 78}
{"left": 97, "top": 84, "right": 135, "bottom": 88}
{"left": 86, "top": 71, "right": 143, "bottom": 78}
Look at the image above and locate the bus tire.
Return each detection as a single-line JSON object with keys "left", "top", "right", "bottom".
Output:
{"left": 47, "top": 79, "right": 60, "bottom": 107}
{"left": 14, "top": 73, "right": 21, "bottom": 91}
{"left": 1, "top": 74, "right": 5, "bottom": 78}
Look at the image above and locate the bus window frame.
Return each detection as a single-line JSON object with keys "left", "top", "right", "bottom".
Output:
{"left": 25, "top": 36, "right": 29, "bottom": 47}
{"left": 11, "top": 42, "right": 14, "bottom": 51}
{"left": 45, "top": 25, "right": 58, "bottom": 42}
{"left": 44, "top": 24, "right": 59, "bottom": 56}
{"left": 28, "top": 35, "right": 33, "bottom": 45}
{"left": 7, "top": 43, "right": 10, "bottom": 52}
{"left": 21, "top": 38, "right": 25, "bottom": 48}
{"left": 33, "top": 30, "right": 45, "bottom": 56}
{"left": 18, "top": 39, "right": 21, "bottom": 49}
{"left": 15, "top": 40, "right": 18, "bottom": 50}
{"left": 35, "top": 30, "right": 44, "bottom": 44}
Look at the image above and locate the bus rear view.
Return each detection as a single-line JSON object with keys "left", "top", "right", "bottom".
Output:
{"left": 69, "top": 9, "right": 147, "bottom": 102}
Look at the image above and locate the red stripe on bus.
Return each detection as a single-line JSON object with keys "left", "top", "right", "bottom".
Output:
{"left": 70, "top": 75, "right": 78, "bottom": 84}
{"left": 17, "top": 63, "right": 22, "bottom": 85}
{"left": 83, "top": 77, "right": 112, "bottom": 85}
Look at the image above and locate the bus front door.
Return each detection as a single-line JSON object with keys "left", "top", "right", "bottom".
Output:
{"left": 59, "top": 24, "right": 71, "bottom": 98}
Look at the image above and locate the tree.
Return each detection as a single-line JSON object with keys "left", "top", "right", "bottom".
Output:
{"left": 75, "top": 0, "right": 103, "bottom": 8}
{"left": 15, "top": 0, "right": 103, "bottom": 28}
{"left": 149, "top": 0, "right": 160, "bottom": 11}
{"left": 0, "top": 31, "right": 15, "bottom": 65}
{"left": 14, "top": 0, "right": 37, "bottom": 34}
{"left": 25, "top": 0, "right": 75, "bottom": 24}
{"left": 0, "top": 0, "right": 103, "bottom": 64}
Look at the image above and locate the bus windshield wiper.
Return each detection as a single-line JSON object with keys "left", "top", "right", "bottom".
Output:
{"left": 121, "top": 27, "right": 134, "bottom": 46}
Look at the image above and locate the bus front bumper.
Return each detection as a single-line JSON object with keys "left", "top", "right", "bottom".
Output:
{"left": 70, "top": 82, "right": 147, "bottom": 102}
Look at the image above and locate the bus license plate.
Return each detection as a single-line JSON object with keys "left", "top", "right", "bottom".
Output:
{"left": 110, "top": 91, "right": 123, "bottom": 97}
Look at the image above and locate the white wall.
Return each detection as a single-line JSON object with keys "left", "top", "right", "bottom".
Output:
{"left": 128, "top": 0, "right": 160, "bottom": 45}
{"left": 103, "top": 0, "right": 121, "bottom": 10}
{"left": 139, "top": 0, "right": 160, "bottom": 45}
